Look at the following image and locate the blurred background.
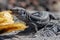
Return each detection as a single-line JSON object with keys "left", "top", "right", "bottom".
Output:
{"left": 0, "top": 0, "right": 60, "bottom": 12}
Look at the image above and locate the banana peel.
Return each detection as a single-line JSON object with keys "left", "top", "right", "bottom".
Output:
{"left": 0, "top": 22, "right": 27, "bottom": 34}
{"left": 0, "top": 18, "right": 7, "bottom": 23}
{"left": 0, "top": 11, "right": 27, "bottom": 34}
{"left": 0, "top": 11, "right": 14, "bottom": 25}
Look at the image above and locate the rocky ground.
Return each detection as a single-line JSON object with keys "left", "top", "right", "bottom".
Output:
{"left": 0, "top": 32, "right": 60, "bottom": 40}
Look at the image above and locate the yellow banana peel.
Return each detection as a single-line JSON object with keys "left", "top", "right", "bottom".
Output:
{"left": 0, "top": 11, "right": 27, "bottom": 34}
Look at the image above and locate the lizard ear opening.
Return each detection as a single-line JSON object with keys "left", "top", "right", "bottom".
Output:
{"left": 52, "top": 1, "right": 57, "bottom": 5}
